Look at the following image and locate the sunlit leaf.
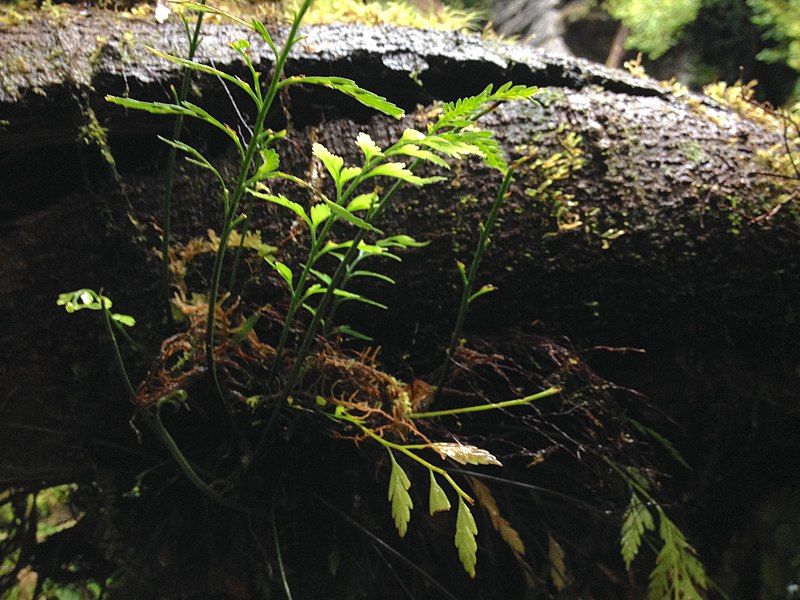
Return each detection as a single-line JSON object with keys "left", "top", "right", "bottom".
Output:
{"left": 253, "top": 148, "right": 280, "bottom": 181}
{"left": 57, "top": 289, "right": 135, "bottom": 327}
{"left": 332, "top": 289, "right": 388, "bottom": 310}
{"left": 229, "top": 39, "right": 250, "bottom": 52}
{"left": 401, "top": 128, "right": 426, "bottom": 142}
{"left": 356, "top": 132, "right": 383, "bottom": 161}
{"left": 251, "top": 18, "right": 278, "bottom": 55}
{"left": 418, "top": 133, "right": 483, "bottom": 159}
{"left": 387, "top": 451, "right": 413, "bottom": 537}
{"left": 388, "top": 144, "right": 451, "bottom": 169}
{"left": 457, "top": 129, "right": 507, "bottom": 172}
{"left": 436, "top": 83, "right": 538, "bottom": 130}
{"left": 57, "top": 289, "right": 108, "bottom": 312}
{"left": 303, "top": 283, "right": 327, "bottom": 300}
{"left": 309, "top": 268, "right": 332, "bottom": 285}
{"left": 432, "top": 442, "right": 502, "bottom": 466}
{"left": 365, "top": 162, "right": 446, "bottom": 186}
{"left": 468, "top": 284, "right": 497, "bottom": 303}
{"left": 455, "top": 497, "right": 478, "bottom": 578}
{"left": 112, "top": 313, "right": 137, "bottom": 327}
{"left": 323, "top": 199, "right": 383, "bottom": 233}
{"left": 351, "top": 270, "right": 396, "bottom": 285}
{"left": 340, "top": 166, "right": 362, "bottom": 184}
{"left": 285, "top": 76, "right": 404, "bottom": 118}
{"left": 106, "top": 96, "right": 192, "bottom": 116}
{"left": 428, "top": 471, "right": 451, "bottom": 515}
{"left": 182, "top": 1, "right": 250, "bottom": 27}
{"left": 181, "top": 101, "right": 243, "bottom": 150}
{"left": 310, "top": 203, "right": 332, "bottom": 229}
{"left": 456, "top": 260, "right": 468, "bottom": 284}
{"left": 377, "top": 234, "right": 429, "bottom": 249}
{"left": 266, "top": 259, "right": 293, "bottom": 290}
{"left": 346, "top": 193, "right": 377, "bottom": 212}
{"left": 157, "top": 136, "right": 223, "bottom": 185}
{"left": 248, "top": 190, "right": 310, "bottom": 226}
{"left": 312, "top": 143, "right": 344, "bottom": 182}
{"left": 147, "top": 47, "right": 258, "bottom": 104}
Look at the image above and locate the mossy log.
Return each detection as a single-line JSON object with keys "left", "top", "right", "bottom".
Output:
{"left": 1, "top": 12, "right": 798, "bottom": 573}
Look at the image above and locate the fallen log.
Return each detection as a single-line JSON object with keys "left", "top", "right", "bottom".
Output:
{"left": 1, "top": 11, "right": 798, "bottom": 595}
{"left": 2, "top": 10, "right": 795, "bottom": 338}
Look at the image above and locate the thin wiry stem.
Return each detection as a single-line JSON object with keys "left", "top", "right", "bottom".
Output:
{"left": 271, "top": 493, "right": 293, "bottom": 600}
{"left": 161, "top": 5, "right": 207, "bottom": 323}
{"left": 100, "top": 291, "right": 255, "bottom": 514}
{"left": 435, "top": 164, "right": 519, "bottom": 395}
{"left": 329, "top": 411, "right": 473, "bottom": 503}
{"left": 205, "top": 0, "right": 314, "bottom": 385}
{"left": 312, "top": 493, "right": 459, "bottom": 600}
{"left": 409, "top": 387, "right": 560, "bottom": 418}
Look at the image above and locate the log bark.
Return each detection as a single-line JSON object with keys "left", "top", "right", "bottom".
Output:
{"left": 1, "top": 9, "right": 797, "bottom": 485}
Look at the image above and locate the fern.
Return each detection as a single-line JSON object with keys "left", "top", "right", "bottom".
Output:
{"left": 548, "top": 533, "right": 569, "bottom": 591}
{"left": 620, "top": 491, "right": 655, "bottom": 570}
{"left": 387, "top": 450, "right": 413, "bottom": 537}
{"left": 471, "top": 478, "right": 525, "bottom": 558}
{"left": 437, "top": 83, "right": 538, "bottom": 131}
{"left": 428, "top": 472, "right": 451, "bottom": 515}
{"left": 648, "top": 511, "right": 707, "bottom": 600}
{"left": 455, "top": 498, "right": 479, "bottom": 578}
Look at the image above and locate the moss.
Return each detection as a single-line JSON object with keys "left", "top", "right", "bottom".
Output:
{"left": 79, "top": 106, "right": 117, "bottom": 169}
{"left": 296, "top": 0, "right": 481, "bottom": 31}
{"left": 521, "top": 125, "right": 589, "bottom": 235}
{"left": 683, "top": 140, "right": 707, "bottom": 164}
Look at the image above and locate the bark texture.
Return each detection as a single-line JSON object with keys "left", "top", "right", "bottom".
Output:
{"left": 0, "top": 10, "right": 797, "bottom": 499}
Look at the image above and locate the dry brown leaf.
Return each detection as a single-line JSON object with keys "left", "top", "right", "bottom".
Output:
{"left": 470, "top": 477, "right": 525, "bottom": 557}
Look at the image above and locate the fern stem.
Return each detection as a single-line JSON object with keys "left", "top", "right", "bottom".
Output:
{"left": 205, "top": 0, "right": 314, "bottom": 379}
{"left": 435, "top": 164, "right": 518, "bottom": 395}
{"left": 271, "top": 494, "right": 294, "bottom": 600}
{"left": 340, "top": 415, "right": 473, "bottom": 503}
{"left": 100, "top": 296, "right": 252, "bottom": 513}
{"left": 162, "top": 4, "right": 207, "bottom": 323}
{"left": 270, "top": 156, "right": 383, "bottom": 378}
{"left": 409, "top": 387, "right": 560, "bottom": 419}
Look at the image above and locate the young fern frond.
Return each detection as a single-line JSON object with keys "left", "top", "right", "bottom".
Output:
{"left": 428, "top": 472, "right": 451, "bottom": 515}
{"left": 436, "top": 162, "right": 523, "bottom": 394}
{"left": 269, "top": 98, "right": 535, "bottom": 415}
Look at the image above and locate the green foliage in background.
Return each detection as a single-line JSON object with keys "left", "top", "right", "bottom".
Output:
{"left": 606, "top": 0, "right": 799, "bottom": 99}
{"left": 606, "top": 0, "right": 702, "bottom": 58}
{"left": 749, "top": 0, "right": 800, "bottom": 76}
